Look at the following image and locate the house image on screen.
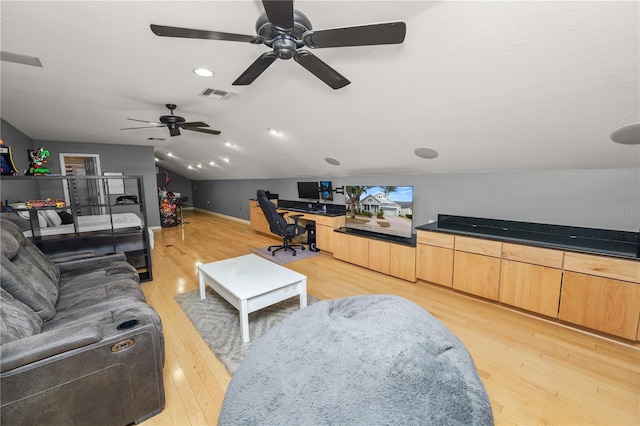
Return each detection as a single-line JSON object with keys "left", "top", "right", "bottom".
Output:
{"left": 361, "top": 193, "right": 401, "bottom": 216}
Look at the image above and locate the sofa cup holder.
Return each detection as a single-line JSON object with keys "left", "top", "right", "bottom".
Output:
{"left": 117, "top": 319, "right": 140, "bottom": 330}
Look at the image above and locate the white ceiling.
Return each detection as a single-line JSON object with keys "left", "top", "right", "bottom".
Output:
{"left": 1, "top": 1, "right": 638, "bottom": 181}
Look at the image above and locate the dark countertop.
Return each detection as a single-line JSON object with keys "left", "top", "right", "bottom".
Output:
{"left": 416, "top": 215, "right": 640, "bottom": 260}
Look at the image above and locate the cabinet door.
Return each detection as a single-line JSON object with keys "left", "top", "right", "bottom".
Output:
{"left": 416, "top": 244, "right": 454, "bottom": 287}
{"left": 315, "top": 224, "right": 333, "bottom": 252}
{"left": 249, "top": 202, "right": 260, "bottom": 231}
{"left": 350, "top": 236, "right": 369, "bottom": 268}
{"left": 558, "top": 272, "right": 640, "bottom": 340}
{"left": 390, "top": 244, "right": 416, "bottom": 282}
{"left": 499, "top": 260, "right": 562, "bottom": 317}
{"left": 453, "top": 251, "right": 501, "bottom": 300}
{"left": 368, "top": 239, "right": 390, "bottom": 275}
{"left": 333, "top": 232, "right": 351, "bottom": 262}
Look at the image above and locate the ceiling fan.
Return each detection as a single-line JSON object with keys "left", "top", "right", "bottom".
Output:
{"left": 120, "top": 104, "right": 221, "bottom": 137}
{"left": 150, "top": 0, "right": 406, "bottom": 89}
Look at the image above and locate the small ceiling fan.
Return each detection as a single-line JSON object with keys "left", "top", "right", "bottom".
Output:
{"left": 121, "top": 104, "right": 221, "bottom": 137}
{"left": 150, "top": 0, "right": 406, "bottom": 89}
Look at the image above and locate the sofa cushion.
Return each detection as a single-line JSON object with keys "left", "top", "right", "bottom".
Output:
{"left": 0, "top": 219, "right": 60, "bottom": 284}
{"left": 0, "top": 212, "right": 31, "bottom": 232}
{"left": 0, "top": 227, "right": 20, "bottom": 260}
{"left": 1, "top": 256, "right": 57, "bottom": 321}
{"left": 0, "top": 287, "right": 43, "bottom": 344}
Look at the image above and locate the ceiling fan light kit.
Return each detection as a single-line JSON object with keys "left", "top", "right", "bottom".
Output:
{"left": 150, "top": 0, "right": 406, "bottom": 89}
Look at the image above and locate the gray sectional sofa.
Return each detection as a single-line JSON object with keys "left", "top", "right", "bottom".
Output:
{"left": 0, "top": 218, "right": 165, "bottom": 425}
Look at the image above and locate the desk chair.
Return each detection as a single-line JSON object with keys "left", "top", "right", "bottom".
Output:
{"left": 257, "top": 189, "right": 306, "bottom": 256}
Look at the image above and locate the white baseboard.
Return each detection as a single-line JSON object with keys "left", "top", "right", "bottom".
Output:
{"left": 194, "top": 208, "right": 250, "bottom": 225}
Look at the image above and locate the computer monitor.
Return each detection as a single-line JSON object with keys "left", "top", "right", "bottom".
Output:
{"left": 319, "top": 181, "right": 333, "bottom": 200}
{"left": 297, "top": 181, "right": 319, "bottom": 200}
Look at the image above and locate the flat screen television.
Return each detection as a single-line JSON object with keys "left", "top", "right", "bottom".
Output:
{"left": 297, "top": 181, "right": 319, "bottom": 200}
{"left": 319, "top": 181, "right": 333, "bottom": 201}
{"left": 345, "top": 185, "right": 414, "bottom": 239}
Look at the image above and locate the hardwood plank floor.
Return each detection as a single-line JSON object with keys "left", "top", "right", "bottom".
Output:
{"left": 140, "top": 210, "right": 639, "bottom": 425}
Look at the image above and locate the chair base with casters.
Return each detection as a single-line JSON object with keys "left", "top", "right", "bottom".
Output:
{"left": 267, "top": 236, "right": 306, "bottom": 256}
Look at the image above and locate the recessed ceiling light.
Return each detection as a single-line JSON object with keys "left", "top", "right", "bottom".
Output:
{"left": 167, "top": 152, "right": 174, "bottom": 157}
{"left": 196, "top": 163, "right": 203, "bottom": 168}
{"left": 193, "top": 68, "right": 214, "bottom": 77}
{"left": 224, "top": 141, "right": 234, "bottom": 147}
{"left": 209, "top": 161, "right": 216, "bottom": 166}
{"left": 325, "top": 157, "right": 340, "bottom": 166}
{"left": 221, "top": 157, "right": 230, "bottom": 163}
{"left": 414, "top": 148, "right": 439, "bottom": 159}
{"left": 610, "top": 123, "right": 640, "bottom": 145}
{"left": 187, "top": 165, "right": 194, "bottom": 170}
{"left": 268, "top": 128, "right": 280, "bottom": 136}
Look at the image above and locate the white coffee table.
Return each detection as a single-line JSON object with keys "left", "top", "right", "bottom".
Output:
{"left": 198, "top": 254, "right": 308, "bottom": 343}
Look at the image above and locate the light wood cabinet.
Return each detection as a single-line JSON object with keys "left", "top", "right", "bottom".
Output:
{"left": 249, "top": 200, "right": 271, "bottom": 234}
{"left": 389, "top": 243, "right": 417, "bottom": 282}
{"left": 499, "top": 244, "right": 564, "bottom": 317}
{"left": 334, "top": 232, "right": 416, "bottom": 282}
{"left": 558, "top": 271, "right": 640, "bottom": 340}
{"left": 453, "top": 236, "right": 502, "bottom": 300}
{"left": 563, "top": 252, "right": 640, "bottom": 283}
{"left": 416, "top": 231, "right": 454, "bottom": 287}
{"left": 453, "top": 251, "right": 501, "bottom": 300}
{"left": 416, "top": 229, "right": 639, "bottom": 340}
{"left": 333, "top": 231, "right": 369, "bottom": 268}
{"left": 499, "top": 260, "right": 562, "bottom": 317}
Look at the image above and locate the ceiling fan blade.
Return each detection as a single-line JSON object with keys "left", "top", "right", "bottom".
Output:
{"left": 169, "top": 127, "right": 181, "bottom": 137}
{"left": 262, "top": 0, "right": 294, "bottom": 30}
{"left": 180, "top": 121, "right": 209, "bottom": 128}
{"left": 127, "top": 118, "right": 160, "bottom": 125}
{"left": 120, "top": 125, "right": 164, "bottom": 130}
{"left": 182, "top": 127, "right": 222, "bottom": 135}
{"left": 294, "top": 50, "right": 350, "bottom": 90}
{"left": 302, "top": 21, "right": 406, "bottom": 48}
{"left": 232, "top": 52, "right": 278, "bottom": 86}
{"left": 150, "top": 24, "right": 263, "bottom": 44}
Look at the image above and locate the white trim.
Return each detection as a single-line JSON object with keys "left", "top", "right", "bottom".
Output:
{"left": 194, "top": 208, "right": 250, "bottom": 225}
{"left": 58, "top": 153, "right": 106, "bottom": 211}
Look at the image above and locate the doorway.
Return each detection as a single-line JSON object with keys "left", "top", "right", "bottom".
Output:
{"left": 59, "top": 153, "right": 105, "bottom": 215}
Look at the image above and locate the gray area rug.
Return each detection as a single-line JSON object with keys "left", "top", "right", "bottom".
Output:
{"left": 175, "top": 287, "right": 319, "bottom": 375}
{"left": 251, "top": 246, "right": 319, "bottom": 265}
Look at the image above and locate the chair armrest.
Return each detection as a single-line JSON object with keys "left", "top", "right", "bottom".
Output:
{"left": 55, "top": 252, "right": 128, "bottom": 273}
{"left": 1, "top": 324, "right": 103, "bottom": 373}
{"left": 288, "top": 214, "right": 304, "bottom": 225}
{"left": 48, "top": 250, "right": 100, "bottom": 264}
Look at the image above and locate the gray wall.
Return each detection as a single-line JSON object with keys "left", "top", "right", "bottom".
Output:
{"left": 192, "top": 169, "right": 640, "bottom": 232}
{"left": 158, "top": 167, "right": 193, "bottom": 207}
{"left": 0, "top": 119, "right": 40, "bottom": 201}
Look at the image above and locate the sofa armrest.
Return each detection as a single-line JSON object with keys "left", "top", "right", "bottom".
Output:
{"left": 48, "top": 250, "right": 100, "bottom": 263}
{"left": 55, "top": 252, "right": 128, "bottom": 273}
{"left": 1, "top": 324, "right": 103, "bottom": 373}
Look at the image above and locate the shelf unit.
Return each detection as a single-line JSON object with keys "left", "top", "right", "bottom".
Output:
{"left": 1, "top": 175, "right": 153, "bottom": 282}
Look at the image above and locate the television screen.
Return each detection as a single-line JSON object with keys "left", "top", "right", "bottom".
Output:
{"left": 345, "top": 186, "right": 414, "bottom": 239}
{"left": 297, "top": 181, "right": 319, "bottom": 200}
{"left": 319, "top": 181, "right": 333, "bottom": 201}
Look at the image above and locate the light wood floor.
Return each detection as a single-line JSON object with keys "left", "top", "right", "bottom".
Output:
{"left": 140, "top": 210, "right": 639, "bottom": 425}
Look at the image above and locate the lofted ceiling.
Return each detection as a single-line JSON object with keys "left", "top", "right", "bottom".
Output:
{"left": 1, "top": 0, "right": 638, "bottom": 181}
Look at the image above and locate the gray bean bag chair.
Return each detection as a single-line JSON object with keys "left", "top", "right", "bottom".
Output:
{"left": 219, "top": 294, "right": 493, "bottom": 425}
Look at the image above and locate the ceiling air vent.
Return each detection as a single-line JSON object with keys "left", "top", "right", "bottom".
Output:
{"left": 200, "top": 88, "right": 236, "bottom": 100}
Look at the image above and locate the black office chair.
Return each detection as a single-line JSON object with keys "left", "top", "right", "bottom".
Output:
{"left": 257, "top": 189, "right": 306, "bottom": 256}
